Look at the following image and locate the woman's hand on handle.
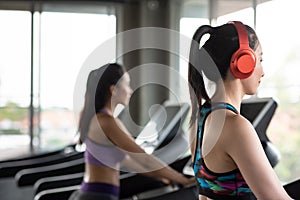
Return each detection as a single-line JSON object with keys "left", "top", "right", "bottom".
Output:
{"left": 175, "top": 173, "right": 197, "bottom": 187}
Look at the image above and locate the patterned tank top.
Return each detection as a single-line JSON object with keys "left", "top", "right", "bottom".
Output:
{"left": 193, "top": 102, "right": 256, "bottom": 200}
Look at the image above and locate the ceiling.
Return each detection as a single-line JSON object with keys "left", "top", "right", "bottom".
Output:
{"left": 181, "top": 0, "right": 272, "bottom": 18}
{"left": 0, "top": 0, "right": 272, "bottom": 17}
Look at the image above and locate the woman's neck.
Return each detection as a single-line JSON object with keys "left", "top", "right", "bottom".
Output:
{"left": 101, "top": 99, "right": 117, "bottom": 116}
{"left": 211, "top": 79, "right": 244, "bottom": 112}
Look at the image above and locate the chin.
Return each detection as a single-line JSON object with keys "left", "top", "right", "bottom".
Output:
{"left": 123, "top": 101, "right": 130, "bottom": 106}
{"left": 246, "top": 91, "right": 257, "bottom": 95}
{"left": 119, "top": 102, "right": 126, "bottom": 106}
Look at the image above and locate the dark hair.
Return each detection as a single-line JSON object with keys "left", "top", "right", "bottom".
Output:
{"left": 188, "top": 22, "right": 259, "bottom": 126}
{"left": 78, "top": 63, "right": 126, "bottom": 142}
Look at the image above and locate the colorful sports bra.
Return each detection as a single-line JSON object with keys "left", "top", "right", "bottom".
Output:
{"left": 84, "top": 137, "right": 126, "bottom": 168}
{"left": 193, "top": 102, "right": 256, "bottom": 200}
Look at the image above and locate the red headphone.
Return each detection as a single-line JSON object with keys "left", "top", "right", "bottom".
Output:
{"left": 229, "top": 21, "right": 256, "bottom": 79}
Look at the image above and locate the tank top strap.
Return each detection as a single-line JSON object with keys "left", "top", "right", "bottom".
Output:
{"left": 206, "top": 102, "right": 238, "bottom": 114}
{"left": 99, "top": 109, "right": 110, "bottom": 115}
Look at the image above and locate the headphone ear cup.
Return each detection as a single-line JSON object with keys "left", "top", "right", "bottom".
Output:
{"left": 230, "top": 48, "right": 256, "bottom": 79}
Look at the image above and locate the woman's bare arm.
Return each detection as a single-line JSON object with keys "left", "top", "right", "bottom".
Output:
{"left": 98, "top": 115, "right": 195, "bottom": 186}
{"left": 225, "top": 115, "right": 292, "bottom": 200}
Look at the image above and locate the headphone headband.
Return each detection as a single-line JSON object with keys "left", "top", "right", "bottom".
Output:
{"left": 230, "top": 21, "right": 249, "bottom": 48}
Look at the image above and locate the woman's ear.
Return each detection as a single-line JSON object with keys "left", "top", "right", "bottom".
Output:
{"left": 109, "top": 85, "right": 116, "bottom": 96}
{"left": 226, "top": 68, "right": 238, "bottom": 81}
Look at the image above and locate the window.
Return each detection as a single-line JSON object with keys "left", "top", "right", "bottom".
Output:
{"left": 39, "top": 12, "right": 116, "bottom": 150}
{"left": 256, "top": 0, "right": 300, "bottom": 183}
{"left": 217, "top": 7, "right": 254, "bottom": 27}
{"left": 0, "top": 10, "right": 31, "bottom": 159}
{"left": 0, "top": 9, "right": 116, "bottom": 159}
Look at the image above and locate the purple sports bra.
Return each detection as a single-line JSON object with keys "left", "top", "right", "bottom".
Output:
{"left": 84, "top": 137, "right": 126, "bottom": 168}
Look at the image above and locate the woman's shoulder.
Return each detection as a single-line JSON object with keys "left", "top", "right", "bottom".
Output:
{"left": 94, "top": 113, "right": 116, "bottom": 126}
{"left": 227, "top": 111, "right": 252, "bottom": 126}
{"left": 223, "top": 112, "right": 257, "bottom": 140}
{"left": 88, "top": 114, "right": 118, "bottom": 137}
{"left": 94, "top": 113, "right": 130, "bottom": 136}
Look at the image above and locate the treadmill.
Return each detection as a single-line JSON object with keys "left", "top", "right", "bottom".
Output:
{"left": 29, "top": 102, "right": 191, "bottom": 199}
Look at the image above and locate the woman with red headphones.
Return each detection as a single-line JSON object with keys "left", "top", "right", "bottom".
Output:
{"left": 188, "top": 21, "right": 293, "bottom": 200}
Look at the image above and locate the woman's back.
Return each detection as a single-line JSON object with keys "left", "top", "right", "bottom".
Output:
{"left": 83, "top": 113, "right": 126, "bottom": 185}
{"left": 193, "top": 102, "right": 255, "bottom": 200}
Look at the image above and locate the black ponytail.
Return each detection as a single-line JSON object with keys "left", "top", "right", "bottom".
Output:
{"left": 188, "top": 25, "right": 213, "bottom": 127}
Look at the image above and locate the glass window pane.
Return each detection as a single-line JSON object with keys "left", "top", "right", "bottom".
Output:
{"left": 257, "top": 0, "right": 300, "bottom": 183}
{"left": 40, "top": 12, "right": 116, "bottom": 150}
{"left": 217, "top": 7, "right": 254, "bottom": 27}
{"left": 0, "top": 10, "right": 31, "bottom": 159}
